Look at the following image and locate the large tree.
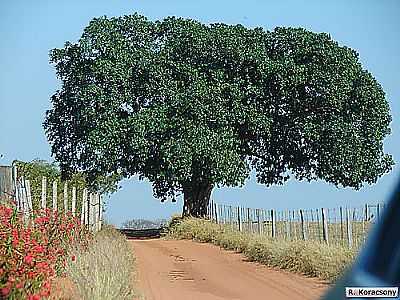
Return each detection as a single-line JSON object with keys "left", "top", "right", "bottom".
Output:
{"left": 44, "top": 14, "right": 393, "bottom": 217}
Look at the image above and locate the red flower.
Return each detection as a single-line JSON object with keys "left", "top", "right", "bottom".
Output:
{"left": 34, "top": 245, "right": 44, "bottom": 253}
{"left": 36, "top": 261, "right": 48, "bottom": 269}
{"left": 0, "top": 287, "right": 10, "bottom": 296}
{"left": 16, "top": 282, "right": 24, "bottom": 289}
{"left": 24, "top": 255, "right": 34, "bottom": 265}
{"left": 28, "top": 294, "right": 40, "bottom": 300}
{"left": 0, "top": 203, "right": 92, "bottom": 299}
{"left": 43, "top": 281, "right": 51, "bottom": 290}
{"left": 11, "top": 228, "right": 19, "bottom": 247}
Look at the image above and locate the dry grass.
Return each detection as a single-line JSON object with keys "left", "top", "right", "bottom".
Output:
{"left": 167, "top": 217, "right": 357, "bottom": 282}
{"left": 61, "top": 225, "right": 142, "bottom": 300}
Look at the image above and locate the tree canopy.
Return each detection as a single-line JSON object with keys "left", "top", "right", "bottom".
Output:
{"left": 44, "top": 14, "right": 393, "bottom": 216}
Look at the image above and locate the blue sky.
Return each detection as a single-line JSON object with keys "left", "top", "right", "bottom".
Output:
{"left": 0, "top": 0, "right": 399, "bottom": 227}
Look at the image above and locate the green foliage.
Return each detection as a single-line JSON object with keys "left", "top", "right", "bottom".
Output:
{"left": 14, "top": 160, "right": 85, "bottom": 211}
{"left": 44, "top": 14, "right": 393, "bottom": 202}
{"left": 13, "top": 160, "right": 113, "bottom": 212}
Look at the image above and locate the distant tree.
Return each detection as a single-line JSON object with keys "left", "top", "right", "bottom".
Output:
{"left": 121, "top": 218, "right": 167, "bottom": 230}
{"left": 44, "top": 14, "right": 393, "bottom": 217}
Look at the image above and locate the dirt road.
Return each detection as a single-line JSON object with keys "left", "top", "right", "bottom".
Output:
{"left": 130, "top": 239, "right": 328, "bottom": 300}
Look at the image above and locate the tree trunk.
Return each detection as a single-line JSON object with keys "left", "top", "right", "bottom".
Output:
{"left": 182, "top": 182, "right": 213, "bottom": 218}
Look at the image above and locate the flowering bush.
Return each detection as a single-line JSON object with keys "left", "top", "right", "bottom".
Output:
{"left": 0, "top": 200, "right": 91, "bottom": 299}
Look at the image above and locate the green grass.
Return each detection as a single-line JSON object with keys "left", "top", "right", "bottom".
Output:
{"left": 166, "top": 217, "right": 357, "bottom": 282}
{"left": 63, "top": 225, "right": 142, "bottom": 300}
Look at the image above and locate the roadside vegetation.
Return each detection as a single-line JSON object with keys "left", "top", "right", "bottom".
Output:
{"left": 59, "top": 224, "right": 141, "bottom": 300}
{"left": 0, "top": 198, "right": 91, "bottom": 299}
{"left": 167, "top": 217, "right": 357, "bottom": 282}
{"left": 0, "top": 195, "right": 141, "bottom": 300}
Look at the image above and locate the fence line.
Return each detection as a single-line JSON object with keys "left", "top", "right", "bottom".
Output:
{"left": 207, "top": 200, "right": 385, "bottom": 248}
{"left": 1, "top": 165, "right": 102, "bottom": 232}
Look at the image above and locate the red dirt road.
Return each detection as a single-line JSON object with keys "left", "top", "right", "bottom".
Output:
{"left": 130, "top": 239, "right": 329, "bottom": 300}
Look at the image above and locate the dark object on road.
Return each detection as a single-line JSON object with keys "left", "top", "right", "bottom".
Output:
{"left": 118, "top": 228, "right": 165, "bottom": 239}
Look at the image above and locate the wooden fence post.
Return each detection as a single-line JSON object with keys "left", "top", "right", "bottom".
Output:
{"left": 321, "top": 208, "right": 329, "bottom": 244}
{"left": 237, "top": 206, "right": 241, "bottom": 231}
{"left": 271, "top": 209, "right": 276, "bottom": 238}
{"left": 346, "top": 208, "right": 353, "bottom": 247}
{"left": 41, "top": 176, "right": 47, "bottom": 209}
{"left": 98, "top": 194, "right": 103, "bottom": 231}
{"left": 300, "top": 209, "right": 307, "bottom": 240}
{"left": 52, "top": 180, "right": 57, "bottom": 212}
{"left": 63, "top": 183, "right": 68, "bottom": 214}
{"left": 256, "top": 209, "right": 261, "bottom": 234}
{"left": 72, "top": 187, "right": 76, "bottom": 217}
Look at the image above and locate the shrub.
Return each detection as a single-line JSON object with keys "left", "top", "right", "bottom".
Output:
{"left": 0, "top": 200, "right": 91, "bottom": 299}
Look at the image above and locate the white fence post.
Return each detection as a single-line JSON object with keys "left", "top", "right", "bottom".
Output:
{"left": 41, "top": 176, "right": 47, "bottom": 209}
{"left": 346, "top": 208, "right": 353, "bottom": 248}
{"left": 13, "top": 166, "right": 19, "bottom": 210}
{"left": 93, "top": 193, "right": 97, "bottom": 232}
{"left": 63, "top": 182, "right": 68, "bottom": 214}
{"left": 86, "top": 192, "right": 90, "bottom": 227}
{"left": 89, "top": 193, "right": 94, "bottom": 231}
{"left": 80, "top": 189, "right": 86, "bottom": 224}
{"left": 25, "top": 179, "right": 32, "bottom": 214}
{"left": 52, "top": 180, "right": 58, "bottom": 212}
{"left": 20, "top": 176, "right": 29, "bottom": 221}
{"left": 72, "top": 186, "right": 76, "bottom": 217}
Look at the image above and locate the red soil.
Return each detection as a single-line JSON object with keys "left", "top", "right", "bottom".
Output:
{"left": 130, "top": 239, "right": 329, "bottom": 300}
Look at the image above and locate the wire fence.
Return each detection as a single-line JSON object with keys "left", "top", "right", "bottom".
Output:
{"left": 207, "top": 200, "right": 385, "bottom": 248}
